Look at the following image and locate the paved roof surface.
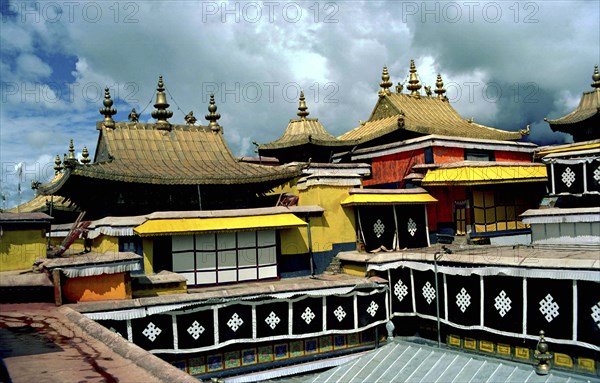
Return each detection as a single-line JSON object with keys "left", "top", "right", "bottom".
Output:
{"left": 304, "top": 340, "right": 599, "bottom": 383}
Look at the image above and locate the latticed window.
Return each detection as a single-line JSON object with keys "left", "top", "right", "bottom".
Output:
{"left": 472, "top": 190, "right": 528, "bottom": 233}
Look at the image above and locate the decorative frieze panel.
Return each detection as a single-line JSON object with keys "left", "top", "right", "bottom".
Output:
{"left": 548, "top": 158, "right": 600, "bottom": 195}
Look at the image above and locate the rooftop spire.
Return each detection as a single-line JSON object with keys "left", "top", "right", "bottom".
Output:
{"left": 99, "top": 87, "right": 117, "bottom": 128}
{"left": 592, "top": 65, "right": 600, "bottom": 89}
{"left": 297, "top": 90, "right": 309, "bottom": 119}
{"left": 128, "top": 108, "right": 139, "bottom": 123}
{"left": 407, "top": 60, "right": 422, "bottom": 97}
{"left": 54, "top": 154, "right": 62, "bottom": 174}
{"left": 151, "top": 75, "right": 173, "bottom": 130}
{"left": 205, "top": 94, "right": 221, "bottom": 132}
{"left": 81, "top": 146, "right": 91, "bottom": 164}
{"left": 379, "top": 65, "right": 393, "bottom": 96}
{"left": 435, "top": 73, "right": 447, "bottom": 100}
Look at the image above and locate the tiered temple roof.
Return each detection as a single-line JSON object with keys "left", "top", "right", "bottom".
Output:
{"left": 545, "top": 65, "right": 600, "bottom": 142}
{"left": 339, "top": 61, "right": 526, "bottom": 145}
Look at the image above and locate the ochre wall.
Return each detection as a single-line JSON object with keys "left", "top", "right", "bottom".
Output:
{"left": 62, "top": 272, "right": 130, "bottom": 302}
{"left": 142, "top": 238, "right": 153, "bottom": 274}
{"left": 92, "top": 235, "right": 119, "bottom": 253}
{"left": 0, "top": 229, "right": 47, "bottom": 271}
{"left": 280, "top": 185, "right": 356, "bottom": 255}
{"left": 364, "top": 149, "right": 425, "bottom": 186}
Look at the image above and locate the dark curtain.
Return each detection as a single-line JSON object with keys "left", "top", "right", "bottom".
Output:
{"left": 358, "top": 206, "right": 396, "bottom": 252}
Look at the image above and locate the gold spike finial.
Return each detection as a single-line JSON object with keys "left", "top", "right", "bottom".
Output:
{"left": 68, "top": 139, "right": 76, "bottom": 160}
{"left": 205, "top": 94, "right": 221, "bottom": 132}
{"left": 151, "top": 75, "right": 174, "bottom": 130}
{"left": 54, "top": 154, "right": 63, "bottom": 174}
{"left": 99, "top": 87, "right": 117, "bottom": 128}
{"left": 592, "top": 65, "right": 600, "bottom": 89}
{"left": 297, "top": 90, "right": 309, "bottom": 119}
{"left": 128, "top": 108, "right": 139, "bottom": 123}
{"left": 379, "top": 66, "right": 393, "bottom": 95}
{"left": 435, "top": 73, "right": 447, "bottom": 100}
{"left": 81, "top": 146, "right": 91, "bottom": 164}
{"left": 407, "top": 60, "right": 422, "bottom": 97}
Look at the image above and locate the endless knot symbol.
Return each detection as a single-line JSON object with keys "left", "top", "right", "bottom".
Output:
{"left": 394, "top": 279, "right": 408, "bottom": 302}
{"left": 333, "top": 306, "right": 346, "bottom": 322}
{"left": 456, "top": 288, "right": 471, "bottom": 313}
{"left": 591, "top": 302, "right": 600, "bottom": 329}
{"left": 142, "top": 322, "right": 162, "bottom": 342}
{"left": 594, "top": 166, "right": 600, "bottom": 182}
{"left": 227, "top": 313, "right": 244, "bottom": 332}
{"left": 265, "top": 311, "right": 281, "bottom": 330}
{"left": 367, "top": 301, "right": 379, "bottom": 317}
{"left": 407, "top": 218, "right": 417, "bottom": 237}
{"left": 561, "top": 167, "right": 576, "bottom": 188}
{"left": 187, "top": 320, "right": 205, "bottom": 340}
{"left": 539, "top": 294, "right": 560, "bottom": 323}
{"left": 494, "top": 290, "right": 512, "bottom": 317}
{"left": 301, "top": 307, "right": 316, "bottom": 324}
{"left": 422, "top": 281, "right": 436, "bottom": 305}
{"left": 373, "top": 219, "right": 385, "bottom": 238}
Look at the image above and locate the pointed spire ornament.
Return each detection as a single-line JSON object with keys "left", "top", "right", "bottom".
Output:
{"left": 68, "top": 139, "right": 76, "bottom": 160}
{"left": 297, "top": 90, "right": 310, "bottom": 119}
{"left": 407, "top": 60, "right": 422, "bottom": 97}
{"left": 81, "top": 146, "right": 91, "bottom": 164}
{"left": 54, "top": 154, "right": 63, "bottom": 174}
{"left": 534, "top": 330, "right": 553, "bottom": 375}
{"left": 99, "top": 87, "right": 117, "bottom": 128}
{"left": 128, "top": 108, "right": 139, "bottom": 123}
{"left": 591, "top": 65, "right": 600, "bottom": 89}
{"left": 205, "top": 94, "right": 221, "bottom": 132}
{"left": 379, "top": 66, "right": 393, "bottom": 96}
{"left": 151, "top": 75, "right": 173, "bottom": 130}
{"left": 435, "top": 73, "right": 447, "bottom": 99}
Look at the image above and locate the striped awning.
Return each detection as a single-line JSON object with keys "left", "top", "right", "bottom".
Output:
{"left": 421, "top": 164, "right": 547, "bottom": 186}
{"left": 133, "top": 213, "right": 307, "bottom": 236}
{"left": 341, "top": 193, "right": 437, "bottom": 206}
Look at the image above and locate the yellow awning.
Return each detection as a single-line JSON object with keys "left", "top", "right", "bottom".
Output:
{"left": 421, "top": 165, "right": 547, "bottom": 186}
{"left": 134, "top": 213, "right": 306, "bottom": 237}
{"left": 341, "top": 193, "right": 438, "bottom": 206}
{"left": 537, "top": 142, "right": 600, "bottom": 157}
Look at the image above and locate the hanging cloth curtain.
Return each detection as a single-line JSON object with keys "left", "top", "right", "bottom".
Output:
{"left": 358, "top": 206, "right": 396, "bottom": 252}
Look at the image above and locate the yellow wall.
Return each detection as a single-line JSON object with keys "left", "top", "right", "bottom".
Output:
{"left": 281, "top": 185, "right": 356, "bottom": 255}
{"left": 342, "top": 262, "right": 367, "bottom": 277}
{"left": 49, "top": 237, "right": 85, "bottom": 252}
{"left": 0, "top": 229, "right": 47, "bottom": 271}
{"left": 62, "top": 272, "right": 130, "bottom": 302}
{"left": 92, "top": 235, "right": 119, "bottom": 253}
{"left": 142, "top": 237, "right": 153, "bottom": 274}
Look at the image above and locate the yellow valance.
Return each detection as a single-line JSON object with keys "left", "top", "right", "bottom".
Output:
{"left": 421, "top": 165, "right": 547, "bottom": 186}
{"left": 341, "top": 193, "right": 437, "bottom": 206}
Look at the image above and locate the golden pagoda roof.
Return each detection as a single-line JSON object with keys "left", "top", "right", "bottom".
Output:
{"left": 6, "top": 194, "right": 78, "bottom": 213}
{"left": 545, "top": 89, "right": 600, "bottom": 126}
{"left": 338, "top": 92, "right": 524, "bottom": 142}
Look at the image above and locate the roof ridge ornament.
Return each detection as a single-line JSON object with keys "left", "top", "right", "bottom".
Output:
{"left": 592, "top": 64, "right": 600, "bottom": 89}
{"left": 407, "top": 59, "right": 422, "bottom": 97}
{"left": 435, "top": 73, "right": 447, "bottom": 100}
{"left": 205, "top": 94, "right": 221, "bottom": 132}
{"left": 81, "top": 146, "right": 91, "bottom": 164}
{"left": 185, "top": 111, "right": 197, "bottom": 125}
{"left": 128, "top": 108, "right": 139, "bottom": 123}
{"left": 379, "top": 65, "right": 393, "bottom": 96}
{"left": 99, "top": 87, "right": 117, "bottom": 128}
{"left": 151, "top": 75, "right": 174, "bottom": 130}
{"left": 297, "top": 90, "right": 310, "bottom": 119}
{"left": 54, "top": 154, "right": 63, "bottom": 174}
{"left": 63, "top": 139, "right": 78, "bottom": 169}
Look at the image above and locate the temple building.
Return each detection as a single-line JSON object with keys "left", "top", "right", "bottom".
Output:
{"left": 257, "top": 91, "right": 357, "bottom": 163}
{"left": 545, "top": 65, "right": 600, "bottom": 142}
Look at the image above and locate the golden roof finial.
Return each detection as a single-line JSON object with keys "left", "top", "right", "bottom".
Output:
{"left": 205, "top": 94, "right": 221, "bottom": 132}
{"left": 435, "top": 73, "right": 447, "bottom": 100}
{"left": 68, "top": 138, "right": 76, "bottom": 160}
{"left": 379, "top": 66, "right": 393, "bottom": 95}
{"left": 81, "top": 146, "right": 91, "bottom": 164}
{"left": 151, "top": 75, "right": 173, "bottom": 130}
{"left": 407, "top": 60, "right": 422, "bottom": 97}
{"left": 99, "top": 87, "right": 117, "bottom": 128}
{"left": 54, "top": 154, "right": 63, "bottom": 174}
{"left": 185, "top": 111, "right": 197, "bottom": 125}
{"left": 297, "top": 90, "right": 310, "bottom": 119}
{"left": 128, "top": 108, "right": 139, "bottom": 123}
{"left": 591, "top": 65, "right": 600, "bottom": 89}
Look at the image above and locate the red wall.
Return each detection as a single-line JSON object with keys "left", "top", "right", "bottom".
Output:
{"left": 365, "top": 149, "right": 425, "bottom": 186}
{"left": 495, "top": 150, "right": 531, "bottom": 162}
{"left": 433, "top": 147, "right": 464, "bottom": 164}
{"left": 427, "top": 186, "right": 467, "bottom": 231}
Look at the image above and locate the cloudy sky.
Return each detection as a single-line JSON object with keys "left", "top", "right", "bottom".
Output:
{"left": 1, "top": 0, "right": 598, "bottom": 208}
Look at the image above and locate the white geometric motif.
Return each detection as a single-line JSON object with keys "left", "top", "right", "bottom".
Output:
{"left": 373, "top": 219, "right": 385, "bottom": 238}
{"left": 265, "top": 311, "right": 281, "bottom": 330}
{"left": 333, "top": 306, "right": 346, "bottom": 322}
{"left": 422, "top": 281, "right": 436, "bottom": 305}
{"left": 561, "top": 167, "right": 576, "bottom": 188}
{"left": 456, "top": 288, "right": 471, "bottom": 313}
{"left": 407, "top": 218, "right": 417, "bottom": 237}
{"left": 367, "top": 301, "right": 379, "bottom": 317}
{"left": 494, "top": 290, "right": 512, "bottom": 317}
{"left": 187, "top": 320, "right": 205, "bottom": 340}
{"left": 539, "top": 294, "right": 560, "bottom": 323}
{"left": 394, "top": 279, "right": 408, "bottom": 302}
{"left": 594, "top": 166, "right": 600, "bottom": 182}
{"left": 591, "top": 302, "right": 600, "bottom": 329}
{"left": 301, "top": 307, "right": 316, "bottom": 324}
{"left": 227, "top": 313, "right": 244, "bottom": 332}
{"left": 142, "top": 322, "right": 162, "bottom": 342}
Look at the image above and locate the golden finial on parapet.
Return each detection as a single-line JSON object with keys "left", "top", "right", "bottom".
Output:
{"left": 99, "top": 87, "right": 117, "bottom": 128}
{"left": 379, "top": 65, "right": 393, "bottom": 96}
{"left": 68, "top": 139, "right": 76, "bottom": 160}
{"left": 534, "top": 330, "right": 553, "bottom": 375}
{"left": 297, "top": 90, "right": 310, "bottom": 120}
{"left": 435, "top": 73, "right": 447, "bottom": 100}
{"left": 205, "top": 94, "right": 221, "bottom": 132}
{"left": 54, "top": 154, "right": 63, "bottom": 174}
{"left": 591, "top": 65, "right": 600, "bottom": 89}
{"left": 185, "top": 111, "right": 197, "bottom": 125}
{"left": 151, "top": 75, "right": 174, "bottom": 130}
{"left": 81, "top": 146, "right": 91, "bottom": 164}
{"left": 128, "top": 108, "right": 139, "bottom": 123}
{"left": 395, "top": 82, "right": 403, "bottom": 93}
{"left": 407, "top": 60, "right": 422, "bottom": 97}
